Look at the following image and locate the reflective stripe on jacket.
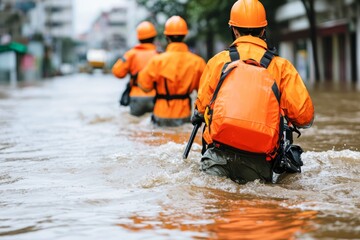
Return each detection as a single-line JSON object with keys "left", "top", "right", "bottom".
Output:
{"left": 112, "top": 43, "right": 157, "bottom": 97}
{"left": 195, "top": 35, "right": 314, "bottom": 145}
{"left": 138, "top": 42, "right": 206, "bottom": 119}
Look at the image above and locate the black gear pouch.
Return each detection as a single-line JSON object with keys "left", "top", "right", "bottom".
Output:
{"left": 273, "top": 145, "right": 304, "bottom": 174}
{"left": 283, "top": 144, "right": 303, "bottom": 173}
{"left": 119, "top": 82, "right": 131, "bottom": 106}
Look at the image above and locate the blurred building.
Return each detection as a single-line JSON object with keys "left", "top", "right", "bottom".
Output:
{"left": 1, "top": 0, "right": 73, "bottom": 38}
{"left": 0, "top": 1, "right": 31, "bottom": 82}
{"left": 43, "top": 0, "right": 73, "bottom": 37}
{"left": 276, "top": 0, "right": 359, "bottom": 83}
{"left": 80, "top": 0, "right": 149, "bottom": 72}
{"left": 28, "top": 0, "right": 74, "bottom": 75}
{"left": 0, "top": 0, "right": 75, "bottom": 81}
{"left": 0, "top": 2, "right": 25, "bottom": 43}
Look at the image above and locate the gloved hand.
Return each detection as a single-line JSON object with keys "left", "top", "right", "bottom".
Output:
{"left": 190, "top": 109, "right": 204, "bottom": 126}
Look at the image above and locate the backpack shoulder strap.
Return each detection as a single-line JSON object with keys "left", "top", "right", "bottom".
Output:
{"left": 228, "top": 45, "right": 240, "bottom": 62}
{"left": 210, "top": 46, "right": 239, "bottom": 105}
{"left": 259, "top": 50, "right": 281, "bottom": 103}
{"left": 260, "top": 50, "right": 277, "bottom": 68}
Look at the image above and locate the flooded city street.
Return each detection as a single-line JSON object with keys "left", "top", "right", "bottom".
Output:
{"left": 0, "top": 73, "right": 359, "bottom": 240}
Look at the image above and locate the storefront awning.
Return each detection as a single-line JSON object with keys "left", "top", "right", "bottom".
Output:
{"left": 0, "top": 42, "right": 27, "bottom": 54}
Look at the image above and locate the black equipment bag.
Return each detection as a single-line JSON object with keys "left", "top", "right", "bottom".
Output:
{"left": 119, "top": 82, "right": 131, "bottom": 106}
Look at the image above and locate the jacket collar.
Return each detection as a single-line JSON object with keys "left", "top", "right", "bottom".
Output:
{"left": 231, "top": 35, "right": 268, "bottom": 50}
{"left": 166, "top": 42, "right": 189, "bottom": 52}
{"left": 134, "top": 43, "right": 156, "bottom": 50}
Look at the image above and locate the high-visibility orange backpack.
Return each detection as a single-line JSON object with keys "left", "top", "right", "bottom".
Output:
{"left": 205, "top": 46, "right": 282, "bottom": 155}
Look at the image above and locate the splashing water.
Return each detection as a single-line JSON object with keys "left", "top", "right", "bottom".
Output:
{"left": 0, "top": 74, "right": 359, "bottom": 239}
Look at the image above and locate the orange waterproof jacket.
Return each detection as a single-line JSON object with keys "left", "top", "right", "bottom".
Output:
{"left": 112, "top": 43, "right": 158, "bottom": 97}
{"left": 195, "top": 35, "right": 314, "bottom": 146}
{"left": 137, "top": 42, "right": 206, "bottom": 119}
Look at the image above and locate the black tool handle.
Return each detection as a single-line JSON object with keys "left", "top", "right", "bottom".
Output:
{"left": 182, "top": 123, "right": 201, "bottom": 159}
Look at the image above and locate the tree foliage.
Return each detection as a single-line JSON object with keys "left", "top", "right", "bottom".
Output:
{"left": 136, "top": 0, "right": 187, "bottom": 25}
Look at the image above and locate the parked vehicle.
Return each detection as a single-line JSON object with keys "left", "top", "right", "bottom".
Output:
{"left": 86, "top": 49, "right": 108, "bottom": 73}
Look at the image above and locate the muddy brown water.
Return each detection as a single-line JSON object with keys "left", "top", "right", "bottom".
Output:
{"left": 0, "top": 74, "right": 359, "bottom": 239}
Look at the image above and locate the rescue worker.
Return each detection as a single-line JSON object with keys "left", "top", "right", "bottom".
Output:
{"left": 191, "top": 0, "right": 314, "bottom": 184}
{"left": 137, "top": 16, "right": 206, "bottom": 127}
{"left": 112, "top": 21, "right": 158, "bottom": 116}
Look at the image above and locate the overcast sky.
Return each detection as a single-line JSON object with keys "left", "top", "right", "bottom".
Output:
{"left": 74, "top": 0, "right": 121, "bottom": 35}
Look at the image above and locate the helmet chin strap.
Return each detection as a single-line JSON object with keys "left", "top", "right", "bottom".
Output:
{"left": 261, "top": 28, "right": 267, "bottom": 41}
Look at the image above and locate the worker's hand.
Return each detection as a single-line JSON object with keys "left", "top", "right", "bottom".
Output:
{"left": 190, "top": 109, "right": 204, "bottom": 126}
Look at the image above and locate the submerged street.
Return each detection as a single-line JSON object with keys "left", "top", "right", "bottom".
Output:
{"left": 0, "top": 74, "right": 359, "bottom": 239}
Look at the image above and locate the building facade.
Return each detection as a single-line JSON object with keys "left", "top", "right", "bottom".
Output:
{"left": 42, "top": 0, "right": 73, "bottom": 38}
{"left": 83, "top": 0, "right": 149, "bottom": 70}
{"left": 276, "top": 0, "right": 359, "bottom": 83}
{"left": 2, "top": 0, "right": 74, "bottom": 39}
{"left": 0, "top": 0, "right": 75, "bottom": 80}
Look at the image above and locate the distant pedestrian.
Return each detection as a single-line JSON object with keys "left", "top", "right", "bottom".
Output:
{"left": 137, "top": 16, "right": 206, "bottom": 127}
{"left": 112, "top": 21, "right": 159, "bottom": 116}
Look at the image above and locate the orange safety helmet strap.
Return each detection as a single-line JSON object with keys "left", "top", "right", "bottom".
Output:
{"left": 163, "top": 16, "right": 188, "bottom": 36}
{"left": 137, "top": 21, "right": 157, "bottom": 40}
{"left": 228, "top": 0, "right": 268, "bottom": 28}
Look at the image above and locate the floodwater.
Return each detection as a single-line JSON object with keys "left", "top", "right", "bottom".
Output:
{"left": 0, "top": 73, "right": 359, "bottom": 240}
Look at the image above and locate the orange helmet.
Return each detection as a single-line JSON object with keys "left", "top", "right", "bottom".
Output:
{"left": 228, "top": 0, "right": 267, "bottom": 28}
{"left": 163, "top": 16, "right": 188, "bottom": 36}
{"left": 136, "top": 21, "right": 157, "bottom": 40}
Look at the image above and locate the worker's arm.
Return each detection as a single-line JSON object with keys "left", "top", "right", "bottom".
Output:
{"left": 112, "top": 52, "right": 131, "bottom": 78}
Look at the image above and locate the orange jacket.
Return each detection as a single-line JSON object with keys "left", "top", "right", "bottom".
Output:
{"left": 138, "top": 42, "right": 206, "bottom": 119}
{"left": 112, "top": 43, "right": 158, "bottom": 97}
{"left": 195, "top": 36, "right": 314, "bottom": 145}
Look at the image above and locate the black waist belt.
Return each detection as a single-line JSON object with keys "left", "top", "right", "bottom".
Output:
{"left": 210, "top": 141, "right": 267, "bottom": 159}
{"left": 156, "top": 94, "right": 190, "bottom": 100}
{"left": 130, "top": 73, "right": 138, "bottom": 86}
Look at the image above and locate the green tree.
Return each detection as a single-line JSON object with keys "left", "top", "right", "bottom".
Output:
{"left": 185, "top": 0, "right": 234, "bottom": 59}
{"left": 135, "top": 0, "right": 187, "bottom": 32}
{"left": 136, "top": 0, "right": 187, "bottom": 18}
